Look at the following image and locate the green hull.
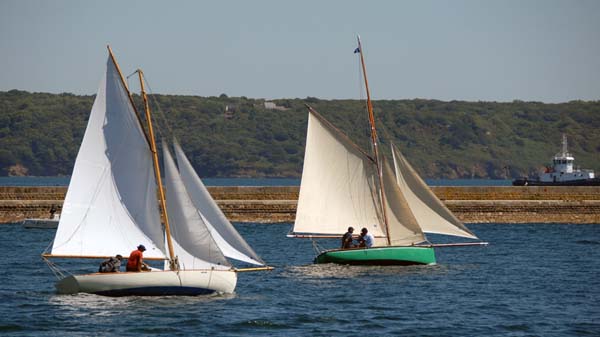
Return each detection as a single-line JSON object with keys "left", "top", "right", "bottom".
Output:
{"left": 315, "top": 246, "right": 436, "bottom": 265}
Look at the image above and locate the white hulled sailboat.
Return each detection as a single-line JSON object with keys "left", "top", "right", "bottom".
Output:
{"left": 42, "top": 47, "right": 270, "bottom": 296}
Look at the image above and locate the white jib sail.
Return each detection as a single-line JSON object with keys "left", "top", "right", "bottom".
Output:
{"left": 391, "top": 144, "right": 477, "bottom": 239}
{"left": 173, "top": 141, "right": 265, "bottom": 266}
{"left": 293, "top": 109, "right": 386, "bottom": 237}
{"left": 163, "top": 142, "right": 230, "bottom": 268}
{"left": 51, "top": 56, "right": 166, "bottom": 259}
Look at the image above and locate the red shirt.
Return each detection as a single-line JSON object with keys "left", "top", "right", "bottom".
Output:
{"left": 126, "top": 249, "right": 143, "bottom": 271}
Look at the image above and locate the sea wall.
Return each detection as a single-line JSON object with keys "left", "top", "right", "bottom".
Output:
{"left": 1, "top": 186, "right": 599, "bottom": 224}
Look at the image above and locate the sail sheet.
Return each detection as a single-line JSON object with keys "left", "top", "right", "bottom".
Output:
{"left": 293, "top": 109, "right": 386, "bottom": 238}
{"left": 173, "top": 141, "right": 265, "bottom": 266}
{"left": 50, "top": 56, "right": 166, "bottom": 259}
{"left": 163, "top": 142, "right": 230, "bottom": 268}
{"left": 391, "top": 144, "right": 477, "bottom": 239}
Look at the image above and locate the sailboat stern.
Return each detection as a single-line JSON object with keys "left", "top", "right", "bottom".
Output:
{"left": 55, "top": 269, "right": 237, "bottom": 296}
{"left": 315, "top": 246, "right": 436, "bottom": 266}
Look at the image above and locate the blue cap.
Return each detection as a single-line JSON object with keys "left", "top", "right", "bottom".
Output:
{"left": 137, "top": 244, "right": 146, "bottom": 251}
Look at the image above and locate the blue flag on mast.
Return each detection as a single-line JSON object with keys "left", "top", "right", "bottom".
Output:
{"left": 354, "top": 47, "right": 360, "bottom": 54}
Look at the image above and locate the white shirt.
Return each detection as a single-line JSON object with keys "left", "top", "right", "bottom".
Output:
{"left": 364, "top": 232, "right": 375, "bottom": 248}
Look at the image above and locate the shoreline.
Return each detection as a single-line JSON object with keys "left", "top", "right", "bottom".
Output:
{"left": 1, "top": 186, "right": 599, "bottom": 224}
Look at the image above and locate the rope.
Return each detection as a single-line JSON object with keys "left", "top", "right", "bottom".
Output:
{"left": 311, "top": 239, "right": 325, "bottom": 254}
{"left": 141, "top": 76, "right": 175, "bottom": 142}
{"left": 43, "top": 256, "right": 71, "bottom": 280}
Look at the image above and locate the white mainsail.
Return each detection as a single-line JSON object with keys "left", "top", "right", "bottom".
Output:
{"left": 162, "top": 142, "right": 230, "bottom": 269}
{"left": 50, "top": 56, "right": 166, "bottom": 259}
{"left": 293, "top": 109, "right": 386, "bottom": 238}
{"left": 173, "top": 141, "right": 265, "bottom": 266}
{"left": 391, "top": 143, "right": 477, "bottom": 239}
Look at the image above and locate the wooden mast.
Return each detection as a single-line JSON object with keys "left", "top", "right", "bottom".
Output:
{"left": 105, "top": 46, "right": 177, "bottom": 270}
{"left": 106, "top": 46, "right": 152, "bottom": 147}
{"left": 138, "top": 69, "right": 178, "bottom": 271}
{"left": 356, "top": 35, "right": 391, "bottom": 246}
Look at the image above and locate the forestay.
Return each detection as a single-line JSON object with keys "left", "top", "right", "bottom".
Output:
{"left": 391, "top": 144, "right": 477, "bottom": 239}
{"left": 173, "top": 141, "right": 265, "bottom": 266}
{"left": 293, "top": 109, "right": 386, "bottom": 238}
{"left": 50, "top": 56, "right": 166, "bottom": 259}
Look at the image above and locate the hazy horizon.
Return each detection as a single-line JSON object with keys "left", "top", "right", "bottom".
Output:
{"left": 2, "top": 0, "right": 599, "bottom": 103}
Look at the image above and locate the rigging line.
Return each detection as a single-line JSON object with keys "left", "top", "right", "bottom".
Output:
{"left": 377, "top": 113, "right": 394, "bottom": 147}
{"left": 141, "top": 75, "right": 175, "bottom": 141}
{"left": 125, "top": 70, "right": 140, "bottom": 97}
{"left": 311, "top": 239, "right": 323, "bottom": 254}
{"left": 356, "top": 49, "right": 372, "bottom": 153}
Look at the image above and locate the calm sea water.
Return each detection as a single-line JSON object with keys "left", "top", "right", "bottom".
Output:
{"left": 0, "top": 223, "right": 598, "bottom": 336}
{"left": 0, "top": 176, "right": 511, "bottom": 187}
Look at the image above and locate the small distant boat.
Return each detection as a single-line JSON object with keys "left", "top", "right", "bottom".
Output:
{"left": 22, "top": 213, "right": 60, "bottom": 229}
{"left": 513, "top": 134, "right": 599, "bottom": 186}
{"left": 288, "top": 36, "right": 487, "bottom": 266}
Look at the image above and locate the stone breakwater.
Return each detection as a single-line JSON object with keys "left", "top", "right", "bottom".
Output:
{"left": 1, "top": 186, "right": 599, "bottom": 224}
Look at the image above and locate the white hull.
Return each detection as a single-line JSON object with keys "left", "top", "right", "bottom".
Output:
{"left": 56, "top": 269, "right": 237, "bottom": 296}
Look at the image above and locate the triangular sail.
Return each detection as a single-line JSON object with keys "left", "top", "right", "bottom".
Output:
{"left": 50, "top": 55, "right": 166, "bottom": 259}
{"left": 173, "top": 140, "right": 265, "bottom": 266}
{"left": 163, "top": 142, "right": 230, "bottom": 268}
{"left": 380, "top": 157, "right": 426, "bottom": 245}
{"left": 293, "top": 109, "right": 386, "bottom": 238}
{"left": 391, "top": 143, "right": 477, "bottom": 239}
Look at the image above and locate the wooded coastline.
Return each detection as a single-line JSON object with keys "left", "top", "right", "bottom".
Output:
{"left": 2, "top": 90, "right": 599, "bottom": 180}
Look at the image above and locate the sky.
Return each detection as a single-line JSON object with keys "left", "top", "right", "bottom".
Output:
{"left": 1, "top": 0, "right": 599, "bottom": 103}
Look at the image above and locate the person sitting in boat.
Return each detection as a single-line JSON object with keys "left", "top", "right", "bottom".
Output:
{"left": 341, "top": 227, "right": 355, "bottom": 249}
{"left": 126, "top": 245, "right": 150, "bottom": 272}
{"left": 98, "top": 254, "right": 123, "bottom": 273}
{"left": 357, "top": 227, "right": 374, "bottom": 248}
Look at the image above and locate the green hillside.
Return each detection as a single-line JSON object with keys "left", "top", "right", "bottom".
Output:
{"left": 1, "top": 90, "right": 598, "bottom": 179}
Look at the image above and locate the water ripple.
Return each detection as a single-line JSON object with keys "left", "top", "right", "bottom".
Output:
{"left": 0, "top": 223, "right": 599, "bottom": 336}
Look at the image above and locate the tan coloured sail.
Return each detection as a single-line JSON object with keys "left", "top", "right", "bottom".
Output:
{"left": 293, "top": 109, "right": 386, "bottom": 237}
{"left": 380, "top": 157, "right": 426, "bottom": 245}
{"left": 391, "top": 143, "right": 477, "bottom": 239}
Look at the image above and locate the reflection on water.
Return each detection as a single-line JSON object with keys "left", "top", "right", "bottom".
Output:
{"left": 282, "top": 263, "right": 448, "bottom": 280}
{"left": 48, "top": 291, "right": 236, "bottom": 312}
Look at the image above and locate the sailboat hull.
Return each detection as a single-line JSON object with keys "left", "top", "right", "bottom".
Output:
{"left": 56, "top": 269, "right": 237, "bottom": 296}
{"left": 315, "top": 246, "right": 436, "bottom": 265}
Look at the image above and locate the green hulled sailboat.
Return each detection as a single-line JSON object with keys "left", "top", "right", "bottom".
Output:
{"left": 288, "top": 36, "right": 486, "bottom": 265}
